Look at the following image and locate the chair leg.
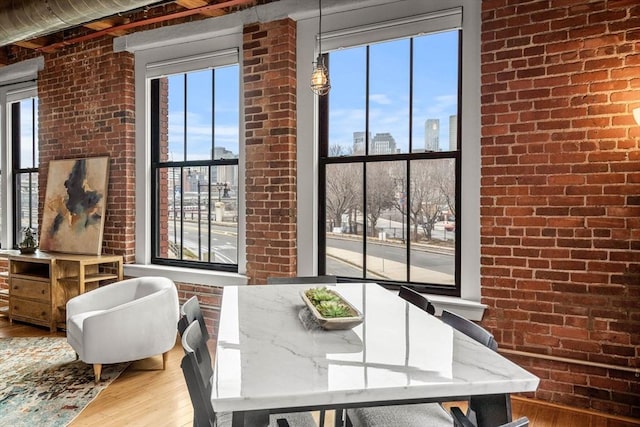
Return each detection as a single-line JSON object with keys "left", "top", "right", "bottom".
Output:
{"left": 93, "top": 364, "right": 102, "bottom": 384}
{"left": 162, "top": 351, "right": 169, "bottom": 370}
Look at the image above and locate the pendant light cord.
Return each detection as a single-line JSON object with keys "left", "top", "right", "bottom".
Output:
{"left": 318, "top": 0, "right": 322, "bottom": 58}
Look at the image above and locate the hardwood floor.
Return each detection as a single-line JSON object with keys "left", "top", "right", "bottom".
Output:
{"left": 1, "top": 317, "right": 638, "bottom": 427}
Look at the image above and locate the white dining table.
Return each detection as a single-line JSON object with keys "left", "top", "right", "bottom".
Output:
{"left": 211, "top": 283, "right": 539, "bottom": 427}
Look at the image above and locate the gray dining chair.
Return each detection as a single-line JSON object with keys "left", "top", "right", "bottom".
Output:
{"left": 178, "top": 295, "right": 209, "bottom": 339}
{"left": 398, "top": 285, "right": 436, "bottom": 315}
{"left": 440, "top": 310, "right": 528, "bottom": 427}
{"left": 180, "top": 320, "right": 316, "bottom": 427}
{"left": 345, "top": 286, "right": 451, "bottom": 427}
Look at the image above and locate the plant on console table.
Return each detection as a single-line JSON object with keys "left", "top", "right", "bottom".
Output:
{"left": 19, "top": 227, "right": 38, "bottom": 254}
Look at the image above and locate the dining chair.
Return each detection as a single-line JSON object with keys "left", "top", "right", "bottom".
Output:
{"left": 181, "top": 320, "right": 317, "bottom": 427}
{"left": 345, "top": 286, "right": 450, "bottom": 427}
{"left": 267, "top": 275, "right": 337, "bottom": 285}
{"left": 440, "top": 309, "right": 497, "bottom": 351}
{"left": 441, "top": 310, "right": 529, "bottom": 427}
{"left": 178, "top": 295, "right": 210, "bottom": 339}
{"left": 398, "top": 285, "right": 436, "bottom": 315}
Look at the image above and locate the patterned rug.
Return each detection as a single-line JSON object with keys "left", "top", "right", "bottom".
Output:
{"left": 0, "top": 336, "right": 128, "bottom": 427}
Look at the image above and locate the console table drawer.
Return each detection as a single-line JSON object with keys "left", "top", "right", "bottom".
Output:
{"left": 11, "top": 298, "right": 50, "bottom": 323}
{"left": 10, "top": 278, "right": 50, "bottom": 301}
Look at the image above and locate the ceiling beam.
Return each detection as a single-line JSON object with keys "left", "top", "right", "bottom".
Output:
{"left": 176, "top": 0, "right": 226, "bottom": 17}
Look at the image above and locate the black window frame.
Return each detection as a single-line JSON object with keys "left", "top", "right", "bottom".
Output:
{"left": 318, "top": 31, "right": 463, "bottom": 296}
{"left": 149, "top": 69, "right": 239, "bottom": 273}
{"left": 11, "top": 98, "right": 39, "bottom": 248}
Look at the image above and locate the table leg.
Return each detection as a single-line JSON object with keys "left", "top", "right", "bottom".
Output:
{"left": 232, "top": 410, "right": 269, "bottom": 427}
{"left": 469, "top": 393, "right": 511, "bottom": 427}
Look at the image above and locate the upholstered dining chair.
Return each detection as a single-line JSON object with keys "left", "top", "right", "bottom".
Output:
{"left": 345, "top": 286, "right": 452, "bottom": 427}
{"left": 180, "top": 320, "right": 317, "bottom": 427}
{"left": 440, "top": 310, "right": 528, "bottom": 427}
{"left": 66, "top": 276, "right": 179, "bottom": 383}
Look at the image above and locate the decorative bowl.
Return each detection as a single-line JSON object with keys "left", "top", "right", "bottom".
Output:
{"left": 19, "top": 247, "right": 37, "bottom": 254}
{"left": 300, "top": 288, "right": 364, "bottom": 330}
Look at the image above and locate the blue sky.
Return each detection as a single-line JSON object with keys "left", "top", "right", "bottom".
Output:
{"left": 329, "top": 30, "right": 459, "bottom": 153}
{"left": 166, "top": 65, "right": 239, "bottom": 161}
{"left": 161, "top": 29, "right": 458, "bottom": 160}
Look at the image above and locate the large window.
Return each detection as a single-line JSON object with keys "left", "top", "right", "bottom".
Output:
{"left": 150, "top": 65, "right": 239, "bottom": 272}
{"left": 11, "top": 96, "right": 39, "bottom": 248}
{"left": 319, "top": 29, "right": 461, "bottom": 295}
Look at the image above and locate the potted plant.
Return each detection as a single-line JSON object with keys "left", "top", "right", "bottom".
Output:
{"left": 19, "top": 227, "right": 37, "bottom": 254}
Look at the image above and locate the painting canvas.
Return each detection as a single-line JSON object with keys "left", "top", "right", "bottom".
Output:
{"left": 40, "top": 157, "right": 109, "bottom": 255}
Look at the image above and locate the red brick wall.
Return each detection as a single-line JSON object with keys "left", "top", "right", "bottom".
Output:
{"left": 480, "top": 0, "right": 640, "bottom": 417}
{"left": 37, "top": 38, "right": 136, "bottom": 262}
{"left": 243, "top": 19, "right": 298, "bottom": 284}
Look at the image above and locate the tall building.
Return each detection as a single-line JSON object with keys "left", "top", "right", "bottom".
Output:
{"left": 449, "top": 114, "right": 458, "bottom": 151}
{"left": 352, "top": 131, "right": 369, "bottom": 154}
{"left": 371, "top": 132, "right": 397, "bottom": 154}
{"left": 425, "top": 119, "right": 439, "bottom": 151}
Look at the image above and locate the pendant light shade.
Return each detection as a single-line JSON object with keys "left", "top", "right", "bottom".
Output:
{"left": 310, "top": 0, "right": 330, "bottom": 95}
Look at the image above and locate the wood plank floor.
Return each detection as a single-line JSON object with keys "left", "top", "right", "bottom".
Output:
{"left": 1, "top": 317, "right": 638, "bottom": 427}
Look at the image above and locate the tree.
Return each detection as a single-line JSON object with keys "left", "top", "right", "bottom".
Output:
{"left": 366, "top": 163, "right": 396, "bottom": 237}
{"left": 326, "top": 163, "right": 360, "bottom": 232}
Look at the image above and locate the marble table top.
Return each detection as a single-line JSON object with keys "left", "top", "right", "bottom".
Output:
{"left": 211, "top": 283, "right": 539, "bottom": 413}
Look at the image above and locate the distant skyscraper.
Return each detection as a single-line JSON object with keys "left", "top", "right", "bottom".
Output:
{"left": 449, "top": 115, "right": 458, "bottom": 151}
{"left": 371, "top": 132, "right": 397, "bottom": 154}
{"left": 425, "top": 119, "right": 439, "bottom": 152}
{"left": 353, "top": 131, "right": 369, "bottom": 154}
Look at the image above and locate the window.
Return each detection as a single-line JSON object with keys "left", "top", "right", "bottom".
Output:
{"left": 319, "top": 27, "right": 461, "bottom": 295}
{"left": 150, "top": 65, "right": 239, "bottom": 272}
{"left": 10, "top": 96, "right": 39, "bottom": 248}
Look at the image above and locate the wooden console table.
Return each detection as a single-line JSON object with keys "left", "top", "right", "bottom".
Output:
{"left": 0, "top": 250, "right": 123, "bottom": 331}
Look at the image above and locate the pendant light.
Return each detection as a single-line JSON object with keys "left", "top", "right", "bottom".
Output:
{"left": 310, "top": 0, "right": 330, "bottom": 95}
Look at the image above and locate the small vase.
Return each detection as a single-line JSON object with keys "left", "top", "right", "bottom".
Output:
{"left": 19, "top": 247, "right": 36, "bottom": 254}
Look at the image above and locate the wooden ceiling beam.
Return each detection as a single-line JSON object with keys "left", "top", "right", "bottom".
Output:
{"left": 84, "top": 17, "right": 131, "bottom": 37}
{"left": 176, "top": 0, "right": 225, "bottom": 18}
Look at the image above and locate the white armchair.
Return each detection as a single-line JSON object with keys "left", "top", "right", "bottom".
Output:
{"left": 66, "top": 276, "right": 179, "bottom": 383}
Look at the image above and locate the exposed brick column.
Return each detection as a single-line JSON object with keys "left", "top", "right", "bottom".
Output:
{"left": 243, "top": 19, "right": 298, "bottom": 285}
{"left": 481, "top": 0, "right": 640, "bottom": 417}
{"left": 38, "top": 38, "right": 136, "bottom": 262}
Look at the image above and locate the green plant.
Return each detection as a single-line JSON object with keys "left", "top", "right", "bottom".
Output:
{"left": 316, "top": 300, "right": 352, "bottom": 318}
{"left": 305, "top": 287, "right": 340, "bottom": 305}
{"left": 305, "top": 287, "right": 354, "bottom": 318}
{"left": 20, "top": 227, "right": 37, "bottom": 249}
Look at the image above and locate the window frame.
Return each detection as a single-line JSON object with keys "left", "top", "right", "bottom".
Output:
{"left": 317, "top": 29, "right": 463, "bottom": 296}
{"left": 10, "top": 97, "right": 40, "bottom": 247}
{"left": 295, "top": 0, "right": 482, "bottom": 306}
{"left": 123, "top": 29, "right": 248, "bottom": 285}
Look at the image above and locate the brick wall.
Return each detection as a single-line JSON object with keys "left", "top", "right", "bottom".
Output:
{"left": 480, "top": 0, "right": 639, "bottom": 417}
{"left": 243, "top": 19, "right": 298, "bottom": 284}
{"left": 37, "top": 38, "right": 137, "bottom": 262}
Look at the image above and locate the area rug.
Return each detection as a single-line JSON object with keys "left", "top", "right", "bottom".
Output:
{"left": 0, "top": 336, "right": 128, "bottom": 427}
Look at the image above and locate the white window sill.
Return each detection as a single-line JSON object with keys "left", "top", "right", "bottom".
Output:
{"left": 124, "top": 264, "right": 248, "bottom": 287}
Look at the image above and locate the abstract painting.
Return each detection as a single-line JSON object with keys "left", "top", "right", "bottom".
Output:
{"left": 40, "top": 157, "right": 109, "bottom": 255}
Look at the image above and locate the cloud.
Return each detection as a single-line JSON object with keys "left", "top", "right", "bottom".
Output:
{"left": 369, "top": 93, "right": 392, "bottom": 105}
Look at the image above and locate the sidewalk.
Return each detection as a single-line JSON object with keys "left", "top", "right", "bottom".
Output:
{"left": 326, "top": 247, "right": 455, "bottom": 285}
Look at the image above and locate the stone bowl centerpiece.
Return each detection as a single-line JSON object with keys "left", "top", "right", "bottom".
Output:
{"left": 300, "top": 287, "right": 364, "bottom": 330}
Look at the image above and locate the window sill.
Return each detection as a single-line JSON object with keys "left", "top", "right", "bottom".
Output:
{"left": 124, "top": 264, "right": 248, "bottom": 287}
{"left": 425, "top": 294, "right": 487, "bottom": 321}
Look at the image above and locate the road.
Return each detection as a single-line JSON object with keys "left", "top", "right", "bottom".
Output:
{"left": 168, "top": 222, "right": 455, "bottom": 280}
